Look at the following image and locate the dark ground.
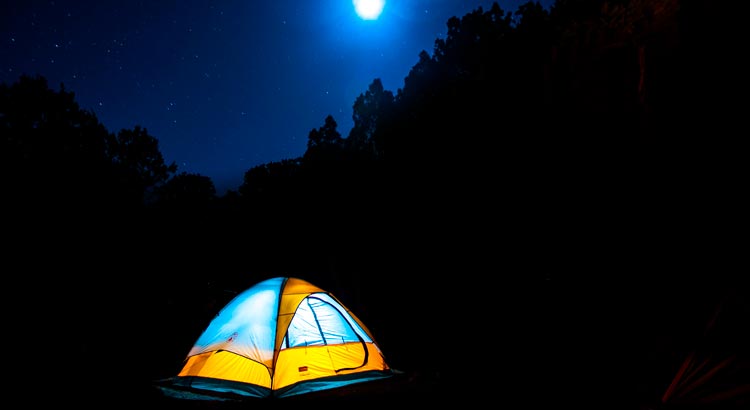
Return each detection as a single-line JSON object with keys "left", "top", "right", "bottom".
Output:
{"left": 21, "top": 273, "right": 744, "bottom": 409}
{"left": 8, "top": 212, "right": 746, "bottom": 409}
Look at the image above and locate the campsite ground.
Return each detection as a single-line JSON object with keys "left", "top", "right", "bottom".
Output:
{"left": 15, "top": 232, "right": 743, "bottom": 409}
{"left": 70, "top": 277, "right": 742, "bottom": 410}
{"left": 147, "top": 370, "right": 441, "bottom": 408}
{"left": 141, "top": 277, "right": 750, "bottom": 410}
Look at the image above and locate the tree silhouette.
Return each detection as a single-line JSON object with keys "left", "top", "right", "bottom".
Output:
{"left": 348, "top": 78, "right": 394, "bottom": 159}
{"left": 238, "top": 158, "right": 303, "bottom": 201}
{"left": 151, "top": 171, "right": 217, "bottom": 209}
{"left": 1, "top": 74, "right": 113, "bottom": 207}
{"left": 303, "top": 114, "right": 345, "bottom": 161}
{"left": 1, "top": 74, "right": 179, "bottom": 210}
{"left": 109, "top": 125, "right": 177, "bottom": 206}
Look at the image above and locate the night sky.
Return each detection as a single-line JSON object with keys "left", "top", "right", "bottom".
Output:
{"left": 2, "top": 0, "right": 552, "bottom": 194}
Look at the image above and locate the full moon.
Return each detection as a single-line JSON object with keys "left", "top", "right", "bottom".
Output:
{"left": 353, "top": 0, "right": 385, "bottom": 20}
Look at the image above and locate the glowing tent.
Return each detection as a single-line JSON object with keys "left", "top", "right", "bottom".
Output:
{"left": 157, "top": 276, "right": 394, "bottom": 399}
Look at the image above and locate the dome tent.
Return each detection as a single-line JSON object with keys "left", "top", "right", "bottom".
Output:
{"left": 156, "top": 276, "right": 395, "bottom": 400}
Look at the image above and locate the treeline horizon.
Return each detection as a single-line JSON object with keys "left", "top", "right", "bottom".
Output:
{"left": 4, "top": 0, "right": 739, "bottom": 298}
{"left": 5, "top": 0, "right": 736, "bottom": 209}
{"left": 5, "top": 0, "right": 740, "bottom": 275}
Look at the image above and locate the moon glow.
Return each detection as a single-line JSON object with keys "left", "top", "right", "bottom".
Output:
{"left": 353, "top": 0, "right": 385, "bottom": 20}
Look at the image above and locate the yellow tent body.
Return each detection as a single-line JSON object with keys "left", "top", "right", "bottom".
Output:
{"left": 158, "top": 277, "right": 394, "bottom": 399}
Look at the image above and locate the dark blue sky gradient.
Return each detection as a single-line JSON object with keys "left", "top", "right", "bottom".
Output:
{"left": 2, "top": 1, "right": 552, "bottom": 194}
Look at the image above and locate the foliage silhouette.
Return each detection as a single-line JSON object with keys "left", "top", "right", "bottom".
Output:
{"left": 2, "top": 74, "right": 177, "bottom": 210}
{"left": 304, "top": 114, "right": 345, "bottom": 161}
{"left": 151, "top": 171, "right": 217, "bottom": 209}
{"left": 3, "top": 2, "right": 737, "bottom": 286}
{"left": 349, "top": 78, "right": 395, "bottom": 159}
